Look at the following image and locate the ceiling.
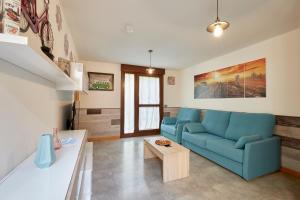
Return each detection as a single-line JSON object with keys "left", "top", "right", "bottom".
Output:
{"left": 61, "top": 0, "right": 300, "bottom": 69}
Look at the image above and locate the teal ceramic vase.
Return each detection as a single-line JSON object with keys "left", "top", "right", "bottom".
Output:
{"left": 34, "top": 134, "right": 56, "bottom": 168}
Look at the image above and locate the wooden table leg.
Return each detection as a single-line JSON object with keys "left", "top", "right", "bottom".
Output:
{"left": 144, "top": 142, "right": 156, "bottom": 159}
{"left": 163, "top": 151, "right": 189, "bottom": 182}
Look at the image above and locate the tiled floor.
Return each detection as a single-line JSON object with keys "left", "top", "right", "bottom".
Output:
{"left": 92, "top": 137, "right": 300, "bottom": 200}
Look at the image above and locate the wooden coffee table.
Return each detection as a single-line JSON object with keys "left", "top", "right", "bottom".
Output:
{"left": 144, "top": 136, "right": 190, "bottom": 182}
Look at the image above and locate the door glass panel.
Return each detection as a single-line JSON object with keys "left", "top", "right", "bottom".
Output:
{"left": 139, "top": 76, "right": 159, "bottom": 104}
{"left": 124, "top": 73, "right": 134, "bottom": 134}
{"left": 139, "top": 107, "right": 160, "bottom": 130}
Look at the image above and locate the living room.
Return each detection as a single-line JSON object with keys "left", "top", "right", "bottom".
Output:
{"left": 0, "top": 0, "right": 300, "bottom": 200}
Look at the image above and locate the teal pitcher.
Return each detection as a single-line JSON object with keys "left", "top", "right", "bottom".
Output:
{"left": 34, "top": 134, "right": 56, "bottom": 168}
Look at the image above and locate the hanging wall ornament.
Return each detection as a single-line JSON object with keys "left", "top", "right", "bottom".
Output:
{"left": 69, "top": 51, "right": 74, "bottom": 62}
{"left": 64, "top": 33, "right": 69, "bottom": 56}
{"left": 56, "top": 5, "right": 62, "bottom": 32}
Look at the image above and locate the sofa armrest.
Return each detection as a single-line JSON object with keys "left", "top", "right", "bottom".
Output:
{"left": 243, "top": 136, "right": 280, "bottom": 180}
{"left": 183, "top": 122, "right": 206, "bottom": 133}
{"left": 173, "top": 120, "right": 190, "bottom": 143}
{"left": 162, "top": 117, "right": 177, "bottom": 125}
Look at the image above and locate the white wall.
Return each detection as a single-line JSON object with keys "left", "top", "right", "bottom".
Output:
{"left": 0, "top": 0, "right": 78, "bottom": 179}
{"left": 181, "top": 28, "right": 300, "bottom": 116}
{"left": 79, "top": 61, "right": 181, "bottom": 108}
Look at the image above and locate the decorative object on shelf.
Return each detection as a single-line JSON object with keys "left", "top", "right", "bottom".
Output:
{"left": 70, "top": 62, "right": 85, "bottom": 91}
{"left": 20, "top": 0, "right": 54, "bottom": 59}
{"left": 34, "top": 133, "right": 56, "bottom": 168}
{"left": 155, "top": 139, "right": 171, "bottom": 147}
{"left": 167, "top": 76, "right": 175, "bottom": 85}
{"left": 147, "top": 49, "right": 155, "bottom": 74}
{"left": 194, "top": 58, "right": 266, "bottom": 99}
{"left": 0, "top": 0, "right": 21, "bottom": 35}
{"left": 58, "top": 57, "right": 71, "bottom": 76}
{"left": 55, "top": 5, "right": 62, "bottom": 31}
{"left": 53, "top": 128, "right": 62, "bottom": 150}
{"left": 64, "top": 33, "right": 69, "bottom": 56}
{"left": 207, "top": 0, "right": 230, "bottom": 38}
{"left": 88, "top": 72, "right": 114, "bottom": 91}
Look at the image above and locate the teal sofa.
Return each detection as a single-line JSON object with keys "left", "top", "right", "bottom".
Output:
{"left": 161, "top": 108, "right": 200, "bottom": 143}
{"left": 182, "top": 110, "right": 280, "bottom": 180}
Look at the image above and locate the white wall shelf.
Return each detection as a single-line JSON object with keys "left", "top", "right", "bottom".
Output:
{"left": 0, "top": 33, "right": 77, "bottom": 90}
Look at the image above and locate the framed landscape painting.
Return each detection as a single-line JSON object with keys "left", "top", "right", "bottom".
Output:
{"left": 194, "top": 64, "right": 244, "bottom": 98}
{"left": 218, "top": 64, "right": 244, "bottom": 98}
{"left": 88, "top": 72, "right": 114, "bottom": 91}
{"left": 244, "top": 58, "right": 266, "bottom": 97}
{"left": 194, "top": 58, "right": 266, "bottom": 99}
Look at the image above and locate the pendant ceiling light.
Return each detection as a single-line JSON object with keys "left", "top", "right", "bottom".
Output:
{"left": 207, "top": 0, "right": 230, "bottom": 37}
{"left": 147, "top": 50, "right": 154, "bottom": 74}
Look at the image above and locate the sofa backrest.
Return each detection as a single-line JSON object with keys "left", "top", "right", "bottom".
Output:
{"left": 177, "top": 108, "right": 200, "bottom": 122}
{"left": 225, "top": 112, "right": 275, "bottom": 141}
{"left": 202, "top": 110, "right": 231, "bottom": 137}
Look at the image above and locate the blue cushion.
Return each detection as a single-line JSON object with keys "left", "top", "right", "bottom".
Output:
{"left": 183, "top": 123, "right": 206, "bottom": 133}
{"left": 202, "top": 110, "right": 231, "bottom": 137}
{"left": 182, "top": 132, "right": 222, "bottom": 148}
{"left": 162, "top": 117, "right": 177, "bottom": 125}
{"left": 177, "top": 108, "right": 201, "bottom": 122}
{"left": 161, "top": 124, "right": 176, "bottom": 135}
{"left": 225, "top": 112, "right": 275, "bottom": 141}
{"left": 235, "top": 135, "right": 262, "bottom": 149}
{"left": 206, "top": 139, "right": 244, "bottom": 163}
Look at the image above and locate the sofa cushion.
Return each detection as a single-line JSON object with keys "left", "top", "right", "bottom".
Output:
{"left": 182, "top": 132, "right": 222, "bottom": 148}
{"left": 206, "top": 139, "right": 244, "bottom": 163}
{"left": 202, "top": 110, "right": 231, "bottom": 137}
{"left": 235, "top": 135, "right": 262, "bottom": 149}
{"left": 225, "top": 112, "right": 275, "bottom": 141}
{"left": 177, "top": 108, "right": 201, "bottom": 122}
{"left": 161, "top": 124, "right": 176, "bottom": 135}
{"left": 184, "top": 123, "right": 206, "bottom": 133}
{"left": 162, "top": 117, "right": 177, "bottom": 125}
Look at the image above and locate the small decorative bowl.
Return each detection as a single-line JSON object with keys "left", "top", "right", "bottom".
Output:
{"left": 155, "top": 139, "right": 171, "bottom": 146}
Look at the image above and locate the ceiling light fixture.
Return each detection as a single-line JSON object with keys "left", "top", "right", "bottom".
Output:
{"left": 207, "top": 0, "right": 230, "bottom": 37}
{"left": 147, "top": 50, "right": 155, "bottom": 74}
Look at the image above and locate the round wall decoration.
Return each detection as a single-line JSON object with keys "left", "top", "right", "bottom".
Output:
{"left": 69, "top": 51, "right": 74, "bottom": 62}
{"left": 64, "top": 34, "right": 69, "bottom": 56}
{"left": 56, "top": 5, "right": 62, "bottom": 31}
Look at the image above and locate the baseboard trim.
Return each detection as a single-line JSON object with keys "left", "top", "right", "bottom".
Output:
{"left": 280, "top": 167, "right": 300, "bottom": 178}
{"left": 88, "top": 134, "right": 120, "bottom": 142}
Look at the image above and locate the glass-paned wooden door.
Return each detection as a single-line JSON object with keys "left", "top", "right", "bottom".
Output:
{"left": 121, "top": 65, "right": 164, "bottom": 138}
{"left": 138, "top": 76, "right": 160, "bottom": 131}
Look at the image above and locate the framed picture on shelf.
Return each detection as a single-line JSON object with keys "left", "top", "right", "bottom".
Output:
{"left": 88, "top": 72, "right": 114, "bottom": 91}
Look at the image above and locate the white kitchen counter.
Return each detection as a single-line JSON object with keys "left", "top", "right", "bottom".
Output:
{"left": 0, "top": 130, "right": 87, "bottom": 200}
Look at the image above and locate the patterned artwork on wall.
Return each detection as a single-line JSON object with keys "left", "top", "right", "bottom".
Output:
{"left": 194, "top": 58, "right": 266, "bottom": 99}
{"left": 69, "top": 51, "right": 74, "bottom": 62}
{"left": 64, "top": 33, "right": 69, "bottom": 56}
{"left": 56, "top": 5, "right": 62, "bottom": 32}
